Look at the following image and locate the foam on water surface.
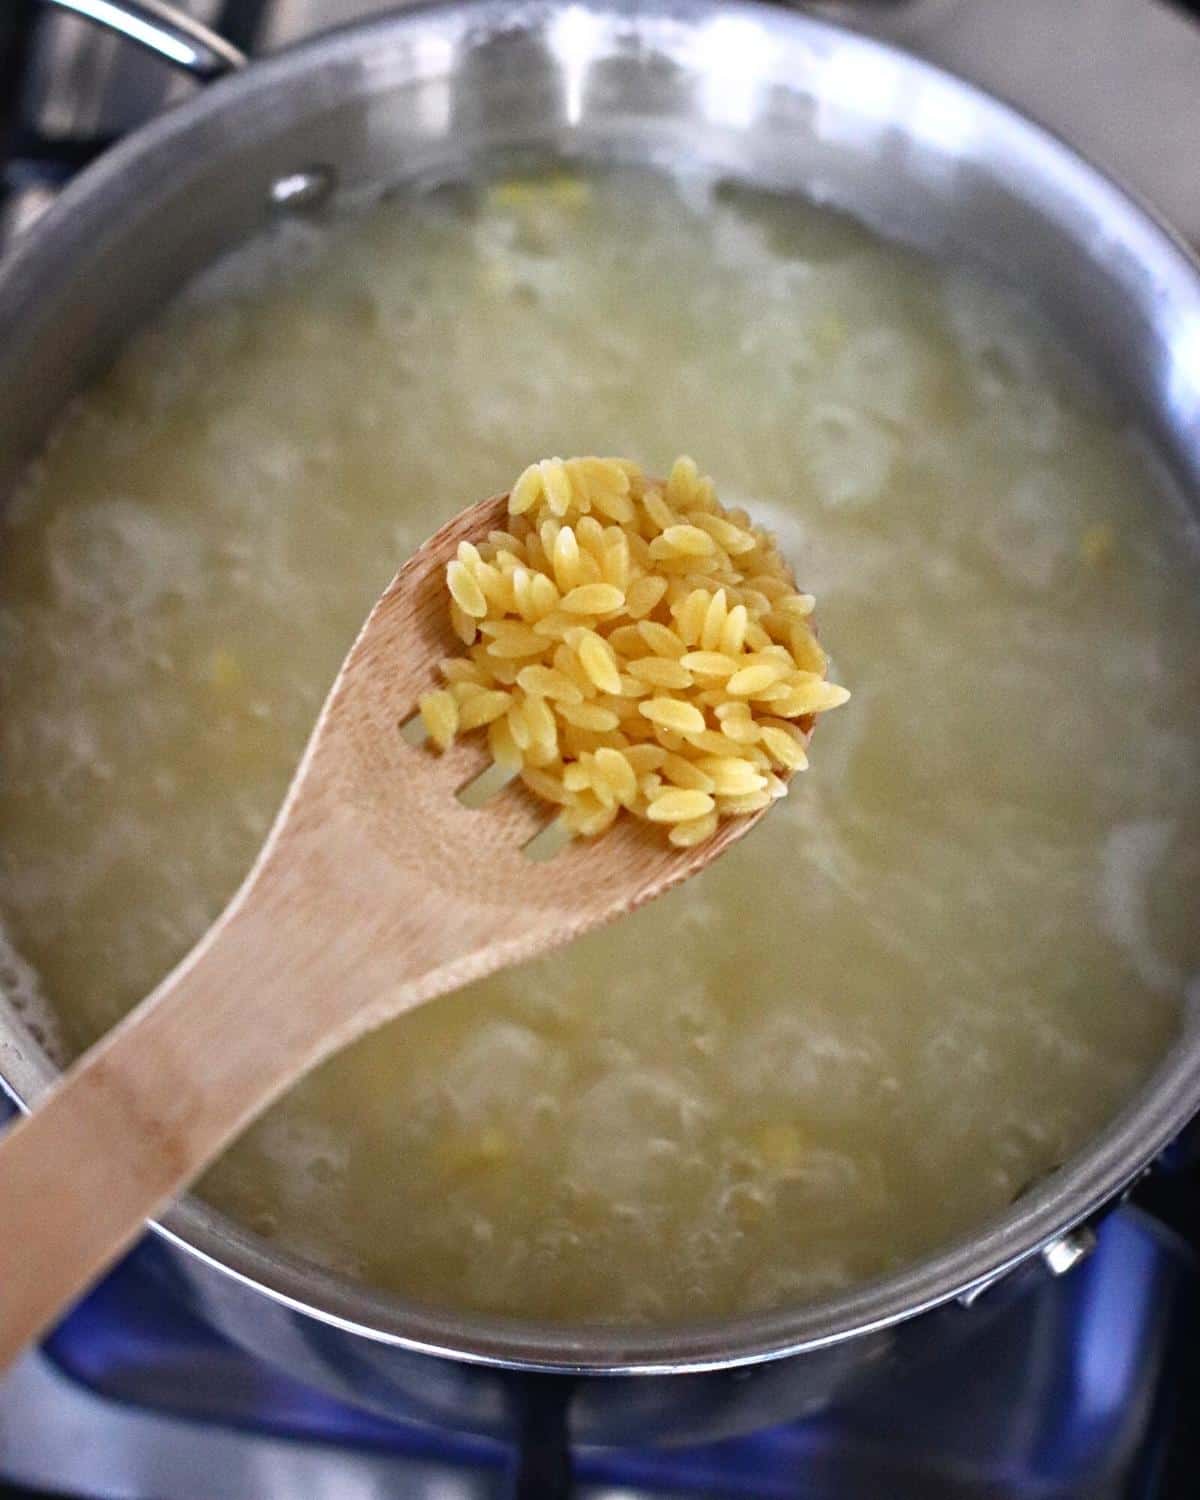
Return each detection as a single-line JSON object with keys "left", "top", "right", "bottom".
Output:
{"left": 1, "top": 167, "right": 1198, "bottom": 1324}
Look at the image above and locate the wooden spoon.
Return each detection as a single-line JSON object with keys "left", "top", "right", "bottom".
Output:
{"left": 0, "top": 491, "right": 775, "bottom": 1366}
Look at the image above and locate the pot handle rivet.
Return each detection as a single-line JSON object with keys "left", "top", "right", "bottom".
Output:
{"left": 1041, "top": 1224, "right": 1098, "bottom": 1277}
{"left": 270, "top": 167, "right": 337, "bottom": 214}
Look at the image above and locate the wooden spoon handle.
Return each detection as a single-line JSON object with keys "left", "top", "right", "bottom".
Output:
{"left": 0, "top": 877, "right": 375, "bottom": 1367}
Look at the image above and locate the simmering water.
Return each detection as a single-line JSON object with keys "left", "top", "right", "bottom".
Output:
{"left": 1, "top": 169, "right": 1198, "bottom": 1324}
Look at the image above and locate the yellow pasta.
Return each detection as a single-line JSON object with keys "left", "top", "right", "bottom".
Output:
{"left": 418, "top": 690, "right": 458, "bottom": 751}
{"left": 416, "top": 456, "right": 849, "bottom": 841}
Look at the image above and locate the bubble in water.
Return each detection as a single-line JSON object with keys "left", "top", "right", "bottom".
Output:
{"left": 1100, "top": 819, "right": 1183, "bottom": 994}
{"left": 800, "top": 402, "right": 896, "bottom": 511}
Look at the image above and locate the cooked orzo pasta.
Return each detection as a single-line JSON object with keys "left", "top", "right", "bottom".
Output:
{"left": 419, "top": 456, "right": 849, "bottom": 844}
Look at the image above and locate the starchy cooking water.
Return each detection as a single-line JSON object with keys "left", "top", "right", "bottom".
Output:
{"left": 1, "top": 169, "right": 1198, "bottom": 1323}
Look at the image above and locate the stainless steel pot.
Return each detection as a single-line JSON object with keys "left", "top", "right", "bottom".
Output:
{"left": 2, "top": 0, "right": 1200, "bottom": 1447}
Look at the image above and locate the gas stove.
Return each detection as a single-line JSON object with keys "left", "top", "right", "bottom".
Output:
{"left": 0, "top": 1202, "right": 1192, "bottom": 1498}
{"left": 2, "top": 4, "right": 1200, "bottom": 1498}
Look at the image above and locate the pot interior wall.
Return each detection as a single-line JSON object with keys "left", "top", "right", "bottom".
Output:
{"left": 4, "top": 5, "right": 1200, "bottom": 504}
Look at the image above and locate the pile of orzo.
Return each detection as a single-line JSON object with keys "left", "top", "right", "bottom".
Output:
{"left": 419, "top": 457, "right": 849, "bottom": 845}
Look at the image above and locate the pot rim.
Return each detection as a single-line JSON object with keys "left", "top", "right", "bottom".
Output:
{"left": 2, "top": 0, "right": 1200, "bottom": 1374}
